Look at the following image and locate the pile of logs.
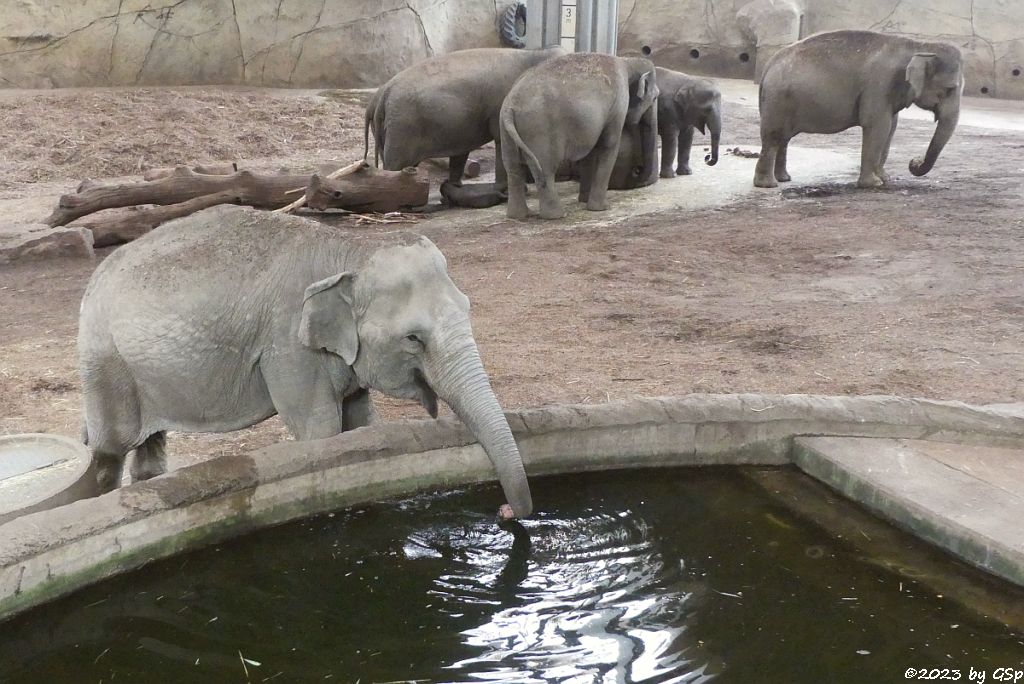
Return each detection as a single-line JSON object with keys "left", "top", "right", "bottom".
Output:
{"left": 45, "top": 161, "right": 431, "bottom": 247}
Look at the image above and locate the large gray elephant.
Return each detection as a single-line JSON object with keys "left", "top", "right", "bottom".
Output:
{"left": 365, "top": 47, "right": 565, "bottom": 188}
{"left": 500, "top": 53, "right": 659, "bottom": 220}
{"left": 655, "top": 67, "right": 722, "bottom": 178}
{"left": 755, "top": 30, "right": 963, "bottom": 188}
{"left": 78, "top": 206, "right": 532, "bottom": 518}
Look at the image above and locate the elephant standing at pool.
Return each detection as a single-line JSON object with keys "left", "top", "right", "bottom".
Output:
{"left": 655, "top": 67, "right": 722, "bottom": 178}
{"left": 755, "top": 30, "right": 963, "bottom": 188}
{"left": 365, "top": 46, "right": 565, "bottom": 188}
{"left": 500, "top": 53, "right": 659, "bottom": 219}
{"left": 78, "top": 206, "right": 533, "bottom": 518}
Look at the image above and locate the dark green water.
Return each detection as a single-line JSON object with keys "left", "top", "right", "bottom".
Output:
{"left": 1, "top": 468, "right": 1022, "bottom": 683}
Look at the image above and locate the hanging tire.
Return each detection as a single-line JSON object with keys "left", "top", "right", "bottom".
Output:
{"left": 500, "top": 2, "right": 527, "bottom": 49}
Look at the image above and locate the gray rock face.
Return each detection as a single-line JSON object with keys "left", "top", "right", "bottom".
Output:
{"left": 0, "top": 224, "right": 95, "bottom": 263}
{"left": 617, "top": 0, "right": 1023, "bottom": 100}
{"left": 0, "top": 0, "right": 502, "bottom": 89}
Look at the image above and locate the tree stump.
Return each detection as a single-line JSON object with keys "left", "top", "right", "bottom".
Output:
{"left": 73, "top": 192, "right": 241, "bottom": 247}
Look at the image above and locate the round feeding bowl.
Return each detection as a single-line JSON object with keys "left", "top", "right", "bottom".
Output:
{"left": 0, "top": 434, "right": 97, "bottom": 526}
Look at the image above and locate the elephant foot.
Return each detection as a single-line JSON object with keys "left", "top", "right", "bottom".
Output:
{"left": 585, "top": 199, "right": 609, "bottom": 212}
{"left": 775, "top": 171, "right": 791, "bottom": 182}
{"left": 660, "top": 168, "right": 676, "bottom": 179}
{"left": 577, "top": 192, "right": 590, "bottom": 204}
{"left": 856, "top": 174, "right": 884, "bottom": 189}
{"left": 753, "top": 175, "right": 778, "bottom": 188}
{"left": 506, "top": 204, "right": 529, "bottom": 219}
{"left": 539, "top": 205, "right": 566, "bottom": 220}
{"left": 878, "top": 170, "right": 892, "bottom": 184}
{"left": 676, "top": 166, "right": 692, "bottom": 176}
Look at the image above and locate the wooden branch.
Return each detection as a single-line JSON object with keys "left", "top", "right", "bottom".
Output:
{"left": 303, "top": 167, "right": 429, "bottom": 213}
{"left": 143, "top": 162, "right": 238, "bottom": 181}
{"left": 73, "top": 192, "right": 241, "bottom": 247}
{"left": 273, "top": 160, "right": 367, "bottom": 214}
{"left": 47, "top": 163, "right": 433, "bottom": 227}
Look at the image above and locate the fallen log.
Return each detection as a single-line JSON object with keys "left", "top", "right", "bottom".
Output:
{"left": 302, "top": 167, "right": 428, "bottom": 213}
{"left": 46, "top": 164, "right": 430, "bottom": 227}
{"left": 73, "top": 192, "right": 241, "bottom": 247}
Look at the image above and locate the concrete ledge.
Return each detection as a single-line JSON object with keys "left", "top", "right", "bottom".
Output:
{"left": 2, "top": 393, "right": 1024, "bottom": 621}
{"left": 794, "top": 436, "right": 1024, "bottom": 586}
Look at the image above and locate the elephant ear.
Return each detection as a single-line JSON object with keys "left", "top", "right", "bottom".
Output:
{"left": 635, "top": 69, "right": 655, "bottom": 101}
{"left": 298, "top": 272, "right": 359, "bottom": 365}
{"left": 905, "top": 53, "right": 936, "bottom": 100}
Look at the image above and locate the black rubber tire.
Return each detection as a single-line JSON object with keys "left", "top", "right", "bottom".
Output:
{"left": 499, "top": 2, "right": 527, "bottom": 49}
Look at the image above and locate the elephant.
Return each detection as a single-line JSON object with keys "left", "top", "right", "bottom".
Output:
{"left": 754, "top": 30, "right": 963, "bottom": 188}
{"left": 655, "top": 67, "right": 722, "bottom": 178}
{"left": 364, "top": 46, "right": 565, "bottom": 188}
{"left": 499, "top": 53, "right": 659, "bottom": 220}
{"left": 78, "top": 205, "right": 533, "bottom": 519}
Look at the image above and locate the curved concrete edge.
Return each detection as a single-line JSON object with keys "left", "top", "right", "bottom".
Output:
{"left": 1, "top": 393, "right": 1024, "bottom": 622}
{"left": 0, "top": 433, "right": 98, "bottom": 526}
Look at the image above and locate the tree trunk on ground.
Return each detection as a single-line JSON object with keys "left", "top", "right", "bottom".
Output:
{"left": 46, "top": 165, "right": 430, "bottom": 227}
{"left": 73, "top": 192, "right": 241, "bottom": 247}
{"left": 304, "top": 168, "right": 428, "bottom": 213}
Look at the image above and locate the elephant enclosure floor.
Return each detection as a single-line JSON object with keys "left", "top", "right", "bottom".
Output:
{"left": 1, "top": 82, "right": 1023, "bottom": 472}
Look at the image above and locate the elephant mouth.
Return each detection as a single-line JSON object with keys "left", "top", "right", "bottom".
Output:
{"left": 414, "top": 368, "right": 439, "bottom": 418}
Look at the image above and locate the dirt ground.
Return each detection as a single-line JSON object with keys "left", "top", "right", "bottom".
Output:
{"left": 1, "top": 85, "right": 1023, "bottom": 471}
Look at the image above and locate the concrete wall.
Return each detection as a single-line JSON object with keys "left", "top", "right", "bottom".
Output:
{"left": 617, "top": 0, "right": 1024, "bottom": 99}
{"left": 3, "top": 393, "right": 1024, "bottom": 622}
{"left": 1, "top": 0, "right": 1021, "bottom": 98}
{"left": 0, "top": 0, "right": 502, "bottom": 89}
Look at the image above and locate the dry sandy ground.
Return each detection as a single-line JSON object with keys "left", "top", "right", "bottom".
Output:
{"left": 1, "top": 84, "right": 1023, "bottom": 471}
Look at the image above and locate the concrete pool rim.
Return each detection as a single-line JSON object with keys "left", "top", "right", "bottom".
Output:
{"left": 2, "top": 392, "right": 1023, "bottom": 622}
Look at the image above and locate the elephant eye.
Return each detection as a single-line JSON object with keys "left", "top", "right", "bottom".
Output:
{"left": 405, "top": 333, "right": 423, "bottom": 345}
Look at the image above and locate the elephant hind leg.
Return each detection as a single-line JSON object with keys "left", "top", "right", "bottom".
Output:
{"left": 82, "top": 355, "right": 144, "bottom": 493}
{"left": 447, "top": 153, "right": 469, "bottom": 186}
{"left": 500, "top": 125, "right": 530, "bottom": 219}
{"left": 130, "top": 431, "right": 167, "bottom": 483}
{"left": 754, "top": 130, "right": 782, "bottom": 188}
{"left": 774, "top": 138, "right": 792, "bottom": 182}
{"left": 581, "top": 124, "right": 622, "bottom": 212}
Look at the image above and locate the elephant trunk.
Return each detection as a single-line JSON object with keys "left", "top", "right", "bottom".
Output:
{"left": 425, "top": 323, "right": 533, "bottom": 518}
{"left": 705, "top": 103, "right": 721, "bottom": 166}
{"left": 910, "top": 97, "right": 959, "bottom": 176}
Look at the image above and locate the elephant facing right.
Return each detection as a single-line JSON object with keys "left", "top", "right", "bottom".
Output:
{"left": 755, "top": 30, "right": 963, "bottom": 189}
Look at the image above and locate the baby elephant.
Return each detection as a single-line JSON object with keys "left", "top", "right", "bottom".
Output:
{"left": 755, "top": 30, "right": 963, "bottom": 188}
{"left": 655, "top": 67, "right": 722, "bottom": 178}
{"left": 78, "top": 206, "right": 533, "bottom": 519}
{"left": 500, "top": 53, "right": 659, "bottom": 220}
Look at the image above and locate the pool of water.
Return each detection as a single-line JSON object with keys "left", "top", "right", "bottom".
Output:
{"left": 1, "top": 468, "right": 1021, "bottom": 682}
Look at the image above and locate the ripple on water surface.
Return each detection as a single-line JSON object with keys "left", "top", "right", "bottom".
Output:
{"left": 0, "top": 469, "right": 1022, "bottom": 683}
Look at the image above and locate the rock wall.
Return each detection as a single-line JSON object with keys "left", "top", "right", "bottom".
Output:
{"left": 0, "top": 0, "right": 502, "bottom": 89}
{"left": 1, "top": 0, "right": 1021, "bottom": 98}
{"left": 617, "top": 0, "right": 1024, "bottom": 99}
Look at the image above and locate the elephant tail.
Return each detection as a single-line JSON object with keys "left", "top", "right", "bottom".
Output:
{"left": 500, "top": 105, "right": 547, "bottom": 189}
{"left": 363, "top": 104, "right": 372, "bottom": 162}
{"left": 371, "top": 91, "right": 387, "bottom": 168}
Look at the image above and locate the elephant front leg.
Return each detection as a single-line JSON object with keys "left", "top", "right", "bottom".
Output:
{"left": 448, "top": 153, "right": 469, "bottom": 186}
{"left": 262, "top": 354, "right": 346, "bottom": 440}
{"left": 858, "top": 115, "right": 894, "bottom": 188}
{"left": 342, "top": 388, "right": 378, "bottom": 431}
{"left": 676, "top": 126, "right": 694, "bottom": 176}
{"left": 660, "top": 125, "right": 679, "bottom": 178}
{"left": 877, "top": 114, "right": 899, "bottom": 183}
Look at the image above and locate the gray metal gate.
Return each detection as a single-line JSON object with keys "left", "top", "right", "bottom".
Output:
{"left": 525, "top": 0, "right": 619, "bottom": 54}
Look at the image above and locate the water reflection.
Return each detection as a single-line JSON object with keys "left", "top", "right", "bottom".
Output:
{"left": 404, "top": 510, "right": 711, "bottom": 683}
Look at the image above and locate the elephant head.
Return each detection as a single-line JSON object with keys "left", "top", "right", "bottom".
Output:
{"left": 299, "top": 238, "right": 533, "bottom": 518}
{"left": 616, "top": 57, "right": 660, "bottom": 187}
{"left": 681, "top": 87, "right": 722, "bottom": 167}
{"left": 904, "top": 49, "right": 963, "bottom": 177}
